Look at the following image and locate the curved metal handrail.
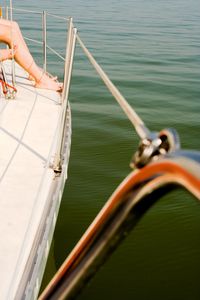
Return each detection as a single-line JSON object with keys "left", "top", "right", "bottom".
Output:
{"left": 2, "top": 6, "right": 199, "bottom": 300}
{"left": 39, "top": 150, "right": 200, "bottom": 300}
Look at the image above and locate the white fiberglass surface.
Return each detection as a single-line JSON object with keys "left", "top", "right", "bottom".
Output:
{"left": 0, "top": 62, "right": 61, "bottom": 299}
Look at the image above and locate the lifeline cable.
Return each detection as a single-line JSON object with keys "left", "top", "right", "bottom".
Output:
{"left": 77, "top": 34, "right": 150, "bottom": 140}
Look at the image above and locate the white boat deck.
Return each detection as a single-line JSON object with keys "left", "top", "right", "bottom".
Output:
{"left": 0, "top": 62, "right": 64, "bottom": 299}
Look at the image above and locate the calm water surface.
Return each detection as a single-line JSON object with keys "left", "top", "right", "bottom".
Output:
{"left": 15, "top": 0, "right": 200, "bottom": 299}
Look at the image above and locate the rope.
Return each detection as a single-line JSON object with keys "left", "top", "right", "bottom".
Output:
{"left": 0, "top": 78, "right": 17, "bottom": 93}
{"left": 77, "top": 34, "right": 150, "bottom": 140}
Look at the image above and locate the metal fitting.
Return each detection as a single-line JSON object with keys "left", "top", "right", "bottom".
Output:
{"left": 130, "top": 128, "right": 180, "bottom": 169}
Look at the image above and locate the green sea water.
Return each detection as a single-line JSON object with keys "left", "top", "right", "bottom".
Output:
{"left": 14, "top": 0, "right": 200, "bottom": 299}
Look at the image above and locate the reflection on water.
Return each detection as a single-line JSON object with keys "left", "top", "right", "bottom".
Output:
{"left": 14, "top": 0, "right": 200, "bottom": 299}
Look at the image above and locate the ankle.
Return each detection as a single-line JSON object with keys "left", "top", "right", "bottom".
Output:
{"left": 27, "top": 61, "right": 38, "bottom": 80}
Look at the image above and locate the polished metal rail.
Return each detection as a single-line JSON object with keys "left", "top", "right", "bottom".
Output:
{"left": 3, "top": 5, "right": 76, "bottom": 171}
{"left": 53, "top": 17, "right": 77, "bottom": 172}
{"left": 2, "top": 6, "right": 199, "bottom": 300}
{"left": 6, "top": 1, "right": 16, "bottom": 97}
{"left": 42, "top": 10, "right": 47, "bottom": 72}
{"left": 39, "top": 151, "right": 200, "bottom": 300}
{"left": 2, "top": 5, "right": 176, "bottom": 167}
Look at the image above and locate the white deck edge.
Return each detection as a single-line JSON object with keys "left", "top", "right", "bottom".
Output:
{"left": 6, "top": 104, "right": 71, "bottom": 300}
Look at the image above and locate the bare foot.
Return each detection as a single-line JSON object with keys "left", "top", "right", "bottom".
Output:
{"left": 35, "top": 73, "right": 62, "bottom": 91}
{"left": 28, "top": 69, "right": 57, "bottom": 82}
{"left": 0, "top": 46, "right": 17, "bottom": 62}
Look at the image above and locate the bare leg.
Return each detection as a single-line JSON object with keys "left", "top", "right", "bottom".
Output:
{"left": 0, "top": 20, "right": 57, "bottom": 82}
{"left": 0, "top": 47, "right": 17, "bottom": 61}
{"left": 0, "top": 19, "right": 61, "bottom": 91}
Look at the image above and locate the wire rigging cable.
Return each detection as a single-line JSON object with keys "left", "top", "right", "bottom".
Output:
{"left": 77, "top": 34, "right": 150, "bottom": 140}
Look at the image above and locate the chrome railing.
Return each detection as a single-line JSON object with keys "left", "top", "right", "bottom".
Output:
{"left": 1, "top": 6, "right": 181, "bottom": 171}
{"left": 2, "top": 6, "right": 76, "bottom": 171}
{"left": 53, "top": 17, "right": 77, "bottom": 172}
{"left": 42, "top": 10, "right": 47, "bottom": 72}
{"left": 1, "top": 6, "right": 200, "bottom": 300}
{"left": 4, "top": 7, "right": 68, "bottom": 64}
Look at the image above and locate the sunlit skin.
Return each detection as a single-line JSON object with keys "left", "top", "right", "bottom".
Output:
{"left": 0, "top": 19, "right": 62, "bottom": 91}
